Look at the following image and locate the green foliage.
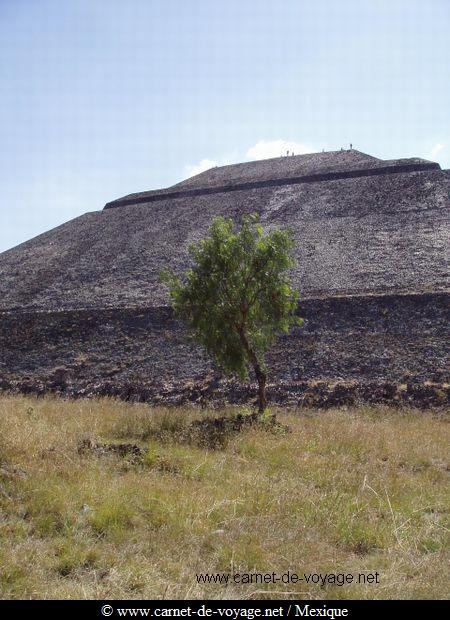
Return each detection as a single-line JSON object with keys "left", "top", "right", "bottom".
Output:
{"left": 161, "top": 214, "right": 302, "bottom": 381}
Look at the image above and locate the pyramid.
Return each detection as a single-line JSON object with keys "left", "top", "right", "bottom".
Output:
{"left": 0, "top": 149, "right": 448, "bottom": 405}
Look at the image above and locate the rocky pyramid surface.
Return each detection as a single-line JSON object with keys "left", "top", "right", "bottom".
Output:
{"left": 0, "top": 150, "right": 448, "bottom": 312}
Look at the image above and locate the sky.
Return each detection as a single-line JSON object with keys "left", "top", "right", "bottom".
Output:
{"left": 1, "top": 0, "right": 449, "bottom": 252}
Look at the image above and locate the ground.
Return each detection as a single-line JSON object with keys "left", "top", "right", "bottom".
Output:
{"left": 0, "top": 395, "right": 448, "bottom": 600}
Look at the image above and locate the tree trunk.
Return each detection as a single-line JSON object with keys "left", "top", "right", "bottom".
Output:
{"left": 237, "top": 326, "right": 268, "bottom": 418}
{"left": 255, "top": 365, "right": 267, "bottom": 416}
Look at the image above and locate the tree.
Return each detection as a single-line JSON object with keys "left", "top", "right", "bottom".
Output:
{"left": 161, "top": 214, "right": 302, "bottom": 417}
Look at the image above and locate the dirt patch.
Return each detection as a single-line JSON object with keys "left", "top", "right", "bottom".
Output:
{"left": 77, "top": 439, "right": 143, "bottom": 460}
{"left": 187, "top": 413, "right": 259, "bottom": 449}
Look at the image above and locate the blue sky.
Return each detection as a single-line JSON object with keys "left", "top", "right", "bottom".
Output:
{"left": 1, "top": 0, "right": 449, "bottom": 252}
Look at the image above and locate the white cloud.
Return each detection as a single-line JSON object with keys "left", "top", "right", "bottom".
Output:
{"left": 183, "top": 158, "right": 219, "bottom": 179}
{"left": 246, "top": 139, "right": 313, "bottom": 160}
{"left": 429, "top": 143, "right": 445, "bottom": 159}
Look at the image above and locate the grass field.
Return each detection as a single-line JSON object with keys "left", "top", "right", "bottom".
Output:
{"left": 0, "top": 395, "right": 448, "bottom": 600}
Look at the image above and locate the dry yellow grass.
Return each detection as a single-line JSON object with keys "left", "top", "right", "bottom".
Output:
{"left": 0, "top": 395, "right": 448, "bottom": 600}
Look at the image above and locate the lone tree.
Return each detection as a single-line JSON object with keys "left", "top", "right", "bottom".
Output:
{"left": 161, "top": 214, "right": 302, "bottom": 417}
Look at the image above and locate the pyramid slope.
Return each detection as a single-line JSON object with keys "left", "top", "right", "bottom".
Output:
{"left": 0, "top": 162, "right": 448, "bottom": 312}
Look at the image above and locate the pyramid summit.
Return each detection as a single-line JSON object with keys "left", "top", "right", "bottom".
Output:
{"left": 0, "top": 149, "right": 448, "bottom": 406}
{"left": 105, "top": 148, "right": 439, "bottom": 207}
